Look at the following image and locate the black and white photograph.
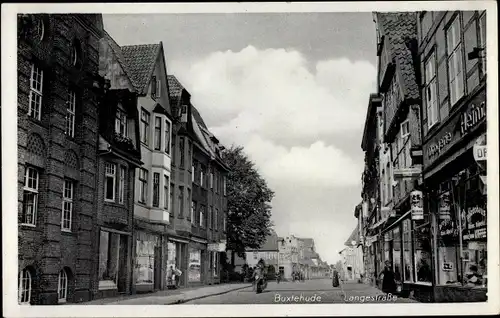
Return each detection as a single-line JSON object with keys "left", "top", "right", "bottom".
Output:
{"left": 2, "top": 1, "right": 499, "bottom": 317}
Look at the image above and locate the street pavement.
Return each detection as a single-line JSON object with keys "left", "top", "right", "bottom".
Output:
{"left": 185, "top": 279, "right": 418, "bottom": 304}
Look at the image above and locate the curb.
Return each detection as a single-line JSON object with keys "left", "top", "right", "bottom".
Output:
{"left": 166, "top": 284, "right": 253, "bottom": 304}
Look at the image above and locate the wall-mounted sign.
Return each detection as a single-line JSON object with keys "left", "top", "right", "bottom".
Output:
{"left": 410, "top": 190, "right": 424, "bottom": 220}
{"left": 460, "top": 101, "right": 486, "bottom": 136}
{"left": 473, "top": 133, "right": 487, "bottom": 171}
{"left": 442, "top": 262, "right": 454, "bottom": 271}
{"left": 393, "top": 166, "right": 422, "bottom": 180}
{"left": 439, "top": 192, "right": 452, "bottom": 220}
{"left": 423, "top": 89, "right": 486, "bottom": 168}
{"left": 439, "top": 219, "right": 457, "bottom": 237}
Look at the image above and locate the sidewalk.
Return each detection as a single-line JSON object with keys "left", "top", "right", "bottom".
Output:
{"left": 78, "top": 283, "right": 252, "bottom": 305}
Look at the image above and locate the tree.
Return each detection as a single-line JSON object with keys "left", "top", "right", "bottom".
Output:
{"left": 222, "top": 146, "right": 274, "bottom": 265}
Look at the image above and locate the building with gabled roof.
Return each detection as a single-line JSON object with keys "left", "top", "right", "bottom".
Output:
{"left": 100, "top": 31, "right": 174, "bottom": 294}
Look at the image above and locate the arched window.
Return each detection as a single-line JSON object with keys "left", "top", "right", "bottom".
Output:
{"left": 57, "top": 269, "right": 68, "bottom": 303}
{"left": 18, "top": 268, "right": 32, "bottom": 304}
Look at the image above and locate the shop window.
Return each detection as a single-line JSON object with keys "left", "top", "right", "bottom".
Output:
{"left": 402, "top": 219, "right": 414, "bottom": 282}
{"left": 98, "top": 230, "right": 120, "bottom": 288}
{"left": 65, "top": 90, "right": 76, "bottom": 137}
{"left": 188, "top": 247, "right": 201, "bottom": 282}
{"left": 213, "top": 252, "right": 219, "bottom": 277}
{"left": 22, "top": 167, "right": 39, "bottom": 226}
{"left": 414, "top": 225, "right": 432, "bottom": 283}
{"left": 57, "top": 269, "right": 68, "bottom": 303}
{"left": 135, "top": 232, "right": 159, "bottom": 285}
{"left": 18, "top": 268, "right": 32, "bottom": 304}
{"left": 28, "top": 63, "right": 44, "bottom": 120}
{"left": 393, "top": 227, "right": 402, "bottom": 282}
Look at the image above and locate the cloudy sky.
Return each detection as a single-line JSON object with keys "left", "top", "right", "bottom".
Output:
{"left": 104, "top": 13, "right": 377, "bottom": 265}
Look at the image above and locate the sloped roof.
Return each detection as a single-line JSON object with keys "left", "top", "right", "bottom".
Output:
{"left": 121, "top": 43, "right": 161, "bottom": 93}
{"left": 192, "top": 106, "right": 208, "bottom": 130}
{"left": 344, "top": 224, "right": 361, "bottom": 247}
{"left": 376, "top": 12, "right": 420, "bottom": 100}
{"left": 299, "top": 238, "right": 314, "bottom": 248}
{"left": 167, "top": 75, "right": 185, "bottom": 107}
{"left": 248, "top": 230, "right": 279, "bottom": 251}
{"left": 102, "top": 30, "right": 134, "bottom": 90}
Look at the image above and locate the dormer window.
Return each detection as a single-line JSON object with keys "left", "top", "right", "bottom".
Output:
{"left": 151, "top": 76, "right": 161, "bottom": 99}
{"left": 115, "top": 106, "right": 128, "bottom": 137}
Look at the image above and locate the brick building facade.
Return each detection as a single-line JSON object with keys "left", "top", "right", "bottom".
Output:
{"left": 17, "top": 14, "right": 104, "bottom": 304}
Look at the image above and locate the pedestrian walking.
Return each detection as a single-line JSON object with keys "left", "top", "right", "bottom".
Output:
{"left": 379, "top": 260, "right": 397, "bottom": 294}
{"left": 332, "top": 268, "right": 340, "bottom": 287}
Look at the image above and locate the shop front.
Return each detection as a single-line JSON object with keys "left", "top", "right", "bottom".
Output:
{"left": 167, "top": 237, "right": 189, "bottom": 288}
{"left": 134, "top": 231, "right": 163, "bottom": 293}
{"left": 422, "top": 87, "right": 487, "bottom": 302}
{"left": 188, "top": 238, "right": 207, "bottom": 286}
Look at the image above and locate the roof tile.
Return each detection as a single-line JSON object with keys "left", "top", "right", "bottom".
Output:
{"left": 121, "top": 43, "right": 161, "bottom": 93}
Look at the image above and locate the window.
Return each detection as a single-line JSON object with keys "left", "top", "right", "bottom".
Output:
{"left": 191, "top": 201, "right": 196, "bottom": 224}
{"left": 170, "top": 183, "right": 174, "bottom": 215}
{"left": 385, "top": 162, "right": 391, "bottom": 204}
{"left": 179, "top": 137, "right": 185, "bottom": 168}
{"left": 200, "top": 167, "right": 204, "bottom": 187}
{"left": 210, "top": 171, "right": 214, "bottom": 189}
{"left": 209, "top": 206, "right": 213, "bottom": 229}
{"left": 151, "top": 76, "right": 157, "bottom": 99}
{"left": 164, "top": 175, "right": 169, "bottom": 210}
{"left": 479, "top": 12, "right": 486, "bottom": 74}
{"left": 18, "top": 268, "right": 32, "bottom": 304}
{"left": 214, "top": 172, "right": 218, "bottom": 193}
{"left": 200, "top": 206, "right": 205, "bottom": 228}
{"left": 447, "top": 16, "right": 465, "bottom": 106}
{"left": 139, "top": 168, "right": 148, "bottom": 204}
{"left": 61, "top": 179, "right": 73, "bottom": 231}
{"left": 214, "top": 208, "right": 219, "bottom": 230}
{"left": 57, "top": 269, "right": 68, "bottom": 303}
{"left": 105, "top": 163, "right": 116, "bottom": 202}
{"left": 140, "top": 109, "right": 150, "bottom": 145}
{"left": 425, "top": 52, "right": 438, "bottom": 128}
{"left": 156, "top": 79, "right": 161, "bottom": 98}
{"left": 223, "top": 176, "right": 227, "bottom": 196}
{"left": 178, "top": 186, "right": 184, "bottom": 218}
{"left": 223, "top": 212, "right": 226, "bottom": 232}
{"left": 165, "top": 120, "right": 171, "bottom": 154}
{"left": 36, "top": 18, "right": 45, "bottom": 41}
{"left": 22, "top": 167, "right": 39, "bottom": 225}
{"left": 192, "top": 164, "right": 195, "bottom": 182}
{"left": 115, "top": 107, "right": 127, "bottom": 137}
{"left": 71, "top": 44, "right": 79, "bottom": 67}
{"left": 118, "top": 167, "right": 125, "bottom": 204}
{"left": 66, "top": 90, "right": 76, "bottom": 137}
{"left": 154, "top": 117, "right": 162, "bottom": 150}
{"left": 401, "top": 120, "right": 409, "bottom": 138}
{"left": 419, "top": 12, "right": 434, "bottom": 41}
{"left": 187, "top": 188, "right": 191, "bottom": 218}
{"left": 28, "top": 63, "right": 43, "bottom": 120}
{"left": 188, "top": 141, "right": 192, "bottom": 167}
{"left": 153, "top": 172, "right": 160, "bottom": 207}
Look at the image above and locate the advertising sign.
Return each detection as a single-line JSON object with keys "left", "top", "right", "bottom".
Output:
{"left": 439, "top": 192, "right": 452, "bottom": 220}
{"left": 442, "top": 262, "right": 454, "bottom": 271}
{"left": 462, "top": 206, "right": 487, "bottom": 241}
{"left": 410, "top": 190, "right": 424, "bottom": 220}
{"left": 393, "top": 167, "right": 422, "bottom": 180}
{"left": 473, "top": 133, "right": 487, "bottom": 170}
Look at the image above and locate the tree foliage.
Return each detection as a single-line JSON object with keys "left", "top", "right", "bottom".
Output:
{"left": 222, "top": 146, "right": 274, "bottom": 259}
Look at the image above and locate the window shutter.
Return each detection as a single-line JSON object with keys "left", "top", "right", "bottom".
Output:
{"left": 151, "top": 76, "right": 157, "bottom": 98}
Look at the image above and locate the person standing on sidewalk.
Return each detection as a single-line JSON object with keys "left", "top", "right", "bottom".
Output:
{"left": 379, "top": 260, "right": 397, "bottom": 294}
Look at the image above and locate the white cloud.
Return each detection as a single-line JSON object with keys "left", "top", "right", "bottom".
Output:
{"left": 170, "top": 46, "right": 374, "bottom": 264}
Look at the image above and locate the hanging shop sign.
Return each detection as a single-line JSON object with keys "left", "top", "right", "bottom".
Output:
{"left": 462, "top": 206, "right": 487, "bottom": 240}
{"left": 423, "top": 89, "right": 486, "bottom": 168}
{"left": 410, "top": 190, "right": 424, "bottom": 220}
{"left": 473, "top": 133, "right": 487, "bottom": 170}
{"left": 439, "top": 219, "right": 458, "bottom": 237}
{"left": 439, "top": 192, "right": 452, "bottom": 220}
{"left": 392, "top": 166, "right": 422, "bottom": 180}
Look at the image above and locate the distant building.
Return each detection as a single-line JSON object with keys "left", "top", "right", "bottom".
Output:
{"left": 339, "top": 223, "right": 365, "bottom": 282}
{"left": 245, "top": 230, "right": 279, "bottom": 271}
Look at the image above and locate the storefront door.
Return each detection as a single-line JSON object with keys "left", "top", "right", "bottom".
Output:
{"left": 154, "top": 245, "right": 161, "bottom": 290}
{"left": 117, "top": 235, "right": 128, "bottom": 293}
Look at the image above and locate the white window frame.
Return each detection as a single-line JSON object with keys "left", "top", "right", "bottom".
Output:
{"left": 191, "top": 201, "right": 195, "bottom": 224}
{"left": 200, "top": 168, "right": 204, "bottom": 187}
{"left": 61, "top": 179, "right": 74, "bottom": 232}
{"left": 400, "top": 120, "right": 410, "bottom": 139}
{"left": 140, "top": 109, "right": 150, "bottom": 145}
{"left": 104, "top": 163, "right": 116, "bottom": 202}
{"left": 118, "top": 166, "right": 125, "bottom": 204}
{"left": 200, "top": 206, "right": 205, "bottom": 228}
{"left": 152, "top": 172, "right": 160, "bottom": 208}
{"left": 66, "top": 90, "right": 76, "bottom": 137}
{"left": 154, "top": 116, "right": 162, "bottom": 151}
{"left": 18, "top": 268, "right": 32, "bottom": 304}
{"left": 164, "top": 175, "right": 169, "bottom": 210}
{"left": 57, "top": 269, "right": 68, "bottom": 303}
{"left": 138, "top": 168, "right": 148, "bottom": 204}
{"left": 446, "top": 15, "right": 465, "bottom": 107}
{"left": 115, "top": 107, "right": 128, "bottom": 137}
{"left": 424, "top": 52, "right": 439, "bottom": 128}
{"left": 28, "top": 63, "right": 43, "bottom": 120}
{"left": 210, "top": 171, "right": 214, "bottom": 189}
{"left": 22, "top": 167, "right": 39, "bottom": 226}
{"left": 156, "top": 79, "right": 161, "bottom": 98}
